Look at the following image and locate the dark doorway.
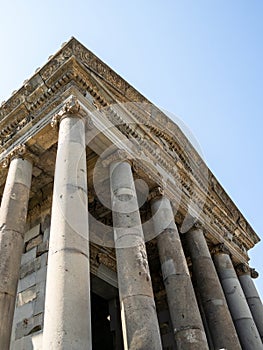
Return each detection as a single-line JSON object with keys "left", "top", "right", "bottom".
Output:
{"left": 91, "top": 275, "right": 124, "bottom": 350}
{"left": 91, "top": 292, "right": 114, "bottom": 350}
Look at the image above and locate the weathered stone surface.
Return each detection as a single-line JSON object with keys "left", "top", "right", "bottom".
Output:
{"left": 185, "top": 227, "right": 241, "bottom": 350}
{"left": 214, "top": 252, "right": 262, "bottom": 350}
{"left": 20, "top": 257, "right": 41, "bottom": 280}
{"left": 237, "top": 267, "right": 263, "bottom": 341}
{"left": 110, "top": 160, "right": 162, "bottom": 350}
{"left": 11, "top": 331, "right": 42, "bottom": 350}
{"left": 15, "top": 313, "right": 43, "bottom": 340}
{"left": 26, "top": 234, "right": 43, "bottom": 252}
{"left": 0, "top": 157, "right": 32, "bottom": 350}
{"left": 17, "top": 285, "right": 37, "bottom": 307}
{"left": 42, "top": 110, "right": 92, "bottom": 350}
{"left": 151, "top": 196, "right": 208, "bottom": 349}
{"left": 24, "top": 225, "right": 40, "bottom": 243}
{"left": 21, "top": 248, "right": 37, "bottom": 266}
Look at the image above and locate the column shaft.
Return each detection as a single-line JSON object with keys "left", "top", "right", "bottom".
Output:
{"left": 214, "top": 252, "right": 263, "bottom": 349}
{"left": 185, "top": 227, "right": 241, "bottom": 350}
{"left": 42, "top": 113, "right": 91, "bottom": 349}
{"left": 110, "top": 160, "right": 162, "bottom": 350}
{"left": 151, "top": 196, "right": 208, "bottom": 349}
{"left": 0, "top": 157, "right": 32, "bottom": 350}
{"left": 238, "top": 272, "right": 263, "bottom": 341}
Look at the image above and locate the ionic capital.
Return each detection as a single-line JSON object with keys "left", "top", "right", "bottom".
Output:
{"left": 102, "top": 149, "right": 133, "bottom": 168}
{"left": 211, "top": 243, "right": 231, "bottom": 256}
{"left": 235, "top": 263, "right": 259, "bottom": 278}
{"left": 51, "top": 95, "right": 93, "bottom": 129}
{"left": 235, "top": 263, "right": 250, "bottom": 276}
{"left": 148, "top": 186, "right": 165, "bottom": 202}
{"left": 0, "top": 144, "right": 34, "bottom": 168}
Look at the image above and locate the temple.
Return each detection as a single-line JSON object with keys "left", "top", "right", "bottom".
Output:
{"left": 0, "top": 37, "right": 262, "bottom": 350}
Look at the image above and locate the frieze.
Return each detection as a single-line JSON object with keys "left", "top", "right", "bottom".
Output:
{"left": 40, "top": 44, "right": 73, "bottom": 81}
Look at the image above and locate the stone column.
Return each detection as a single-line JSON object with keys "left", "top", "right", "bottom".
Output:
{"left": 42, "top": 96, "right": 92, "bottom": 350}
{"left": 106, "top": 151, "right": 162, "bottom": 350}
{"left": 213, "top": 245, "right": 262, "bottom": 349}
{"left": 149, "top": 188, "right": 208, "bottom": 350}
{"left": 0, "top": 145, "right": 33, "bottom": 350}
{"left": 185, "top": 225, "right": 241, "bottom": 350}
{"left": 236, "top": 264, "right": 263, "bottom": 341}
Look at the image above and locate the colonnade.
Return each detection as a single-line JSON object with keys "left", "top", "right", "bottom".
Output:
{"left": 0, "top": 96, "right": 263, "bottom": 349}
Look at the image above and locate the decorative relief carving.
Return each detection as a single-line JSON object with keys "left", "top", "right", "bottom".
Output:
{"left": 40, "top": 46, "right": 73, "bottom": 81}
{"left": 73, "top": 42, "right": 127, "bottom": 93}
{"left": 211, "top": 243, "right": 231, "bottom": 256}
{"left": 148, "top": 186, "right": 165, "bottom": 202}
{"left": 0, "top": 93, "right": 25, "bottom": 119}
{"left": 1, "top": 144, "right": 27, "bottom": 168}
{"left": 96, "top": 252, "right": 116, "bottom": 271}
{"left": 51, "top": 95, "right": 93, "bottom": 129}
{"left": 235, "top": 263, "right": 250, "bottom": 276}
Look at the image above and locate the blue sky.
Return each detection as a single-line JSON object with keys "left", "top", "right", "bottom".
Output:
{"left": 0, "top": 1, "right": 262, "bottom": 297}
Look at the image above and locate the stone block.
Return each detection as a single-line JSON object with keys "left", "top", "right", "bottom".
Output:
{"left": 20, "top": 257, "right": 41, "bottom": 280}
{"left": 40, "top": 252, "right": 48, "bottom": 268}
{"left": 24, "top": 225, "right": 40, "bottom": 243}
{"left": 34, "top": 282, "right": 46, "bottom": 315}
{"left": 17, "top": 285, "right": 37, "bottom": 307}
{"left": 21, "top": 247, "right": 37, "bottom": 265}
{"left": 37, "top": 240, "right": 49, "bottom": 257}
{"left": 26, "top": 234, "right": 43, "bottom": 252}
{"left": 11, "top": 330, "right": 43, "bottom": 350}
{"left": 18, "top": 273, "right": 36, "bottom": 293}
{"left": 36, "top": 266, "right": 47, "bottom": 284}
{"left": 13, "top": 301, "right": 34, "bottom": 324}
{"left": 15, "top": 313, "right": 43, "bottom": 340}
{"left": 43, "top": 227, "right": 50, "bottom": 242}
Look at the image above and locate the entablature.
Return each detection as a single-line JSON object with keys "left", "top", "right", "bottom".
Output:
{"left": 0, "top": 38, "right": 259, "bottom": 264}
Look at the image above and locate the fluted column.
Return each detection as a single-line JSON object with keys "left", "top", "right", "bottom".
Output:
{"left": 42, "top": 96, "right": 92, "bottom": 350}
{"left": 149, "top": 188, "right": 208, "bottom": 349}
{"left": 0, "top": 145, "right": 33, "bottom": 350}
{"left": 236, "top": 264, "right": 263, "bottom": 341}
{"left": 213, "top": 245, "right": 262, "bottom": 349}
{"left": 185, "top": 225, "right": 241, "bottom": 350}
{"left": 106, "top": 151, "right": 162, "bottom": 350}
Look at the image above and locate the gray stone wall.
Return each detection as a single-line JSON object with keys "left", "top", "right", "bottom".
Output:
{"left": 10, "top": 223, "right": 49, "bottom": 350}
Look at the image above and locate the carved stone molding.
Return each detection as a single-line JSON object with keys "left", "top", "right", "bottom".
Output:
{"left": 0, "top": 144, "right": 34, "bottom": 168}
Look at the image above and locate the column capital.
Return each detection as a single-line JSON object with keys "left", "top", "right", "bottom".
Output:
{"left": 102, "top": 149, "right": 133, "bottom": 168}
{"left": 185, "top": 220, "right": 204, "bottom": 233}
{"left": 51, "top": 95, "right": 93, "bottom": 129}
{"left": 148, "top": 186, "right": 165, "bottom": 202}
{"left": 211, "top": 242, "right": 231, "bottom": 256}
{"left": 235, "top": 263, "right": 259, "bottom": 278}
{"left": 1, "top": 144, "right": 34, "bottom": 168}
